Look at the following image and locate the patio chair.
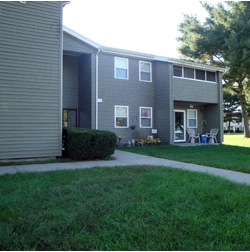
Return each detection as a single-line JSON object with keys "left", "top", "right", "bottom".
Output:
{"left": 206, "top": 128, "right": 219, "bottom": 143}
{"left": 187, "top": 128, "right": 200, "bottom": 143}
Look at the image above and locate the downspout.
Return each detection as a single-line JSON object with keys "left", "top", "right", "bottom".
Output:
{"left": 95, "top": 49, "right": 101, "bottom": 129}
{"left": 169, "top": 64, "right": 174, "bottom": 144}
{"left": 59, "top": 2, "right": 65, "bottom": 155}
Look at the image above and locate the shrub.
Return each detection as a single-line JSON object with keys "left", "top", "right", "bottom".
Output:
{"left": 63, "top": 127, "right": 117, "bottom": 160}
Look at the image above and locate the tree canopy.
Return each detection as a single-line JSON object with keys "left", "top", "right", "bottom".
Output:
{"left": 178, "top": 1, "right": 250, "bottom": 137}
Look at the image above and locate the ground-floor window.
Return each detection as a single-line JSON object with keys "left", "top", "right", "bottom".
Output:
{"left": 115, "top": 105, "right": 129, "bottom": 128}
{"left": 187, "top": 109, "right": 197, "bottom": 128}
{"left": 140, "top": 107, "right": 152, "bottom": 128}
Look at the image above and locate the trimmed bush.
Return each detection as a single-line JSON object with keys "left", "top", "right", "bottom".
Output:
{"left": 63, "top": 127, "right": 117, "bottom": 160}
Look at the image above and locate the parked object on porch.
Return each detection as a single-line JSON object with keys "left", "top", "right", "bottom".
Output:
{"left": 200, "top": 134, "right": 209, "bottom": 143}
{"left": 187, "top": 128, "right": 200, "bottom": 143}
{"left": 127, "top": 140, "right": 131, "bottom": 147}
{"left": 206, "top": 128, "right": 219, "bottom": 143}
{"left": 131, "top": 139, "right": 135, "bottom": 147}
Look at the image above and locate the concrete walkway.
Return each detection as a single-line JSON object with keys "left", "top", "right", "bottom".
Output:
{"left": 1, "top": 150, "right": 250, "bottom": 185}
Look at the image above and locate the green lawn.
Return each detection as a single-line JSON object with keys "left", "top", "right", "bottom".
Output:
{"left": 223, "top": 133, "right": 250, "bottom": 147}
{"left": 1, "top": 166, "right": 250, "bottom": 250}
{"left": 1, "top": 133, "right": 250, "bottom": 250}
{"left": 122, "top": 133, "right": 250, "bottom": 173}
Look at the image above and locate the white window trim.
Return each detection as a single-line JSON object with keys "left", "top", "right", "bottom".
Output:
{"left": 114, "top": 57, "right": 129, "bottom": 80}
{"left": 114, "top": 105, "right": 129, "bottom": 128}
{"left": 140, "top": 106, "right": 152, "bottom": 128}
{"left": 195, "top": 69, "right": 206, "bottom": 81}
{"left": 206, "top": 71, "right": 217, "bottom": 82}
{"left": 139, "top": 61, "right": 152, "bottom": 82}
{"left": 187, "top": 109, "right": 198, "bottom": 128}
{"left": 173, "top": 65, "right": 217, "bottom": 83}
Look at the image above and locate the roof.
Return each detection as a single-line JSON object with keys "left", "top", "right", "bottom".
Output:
{"left": 63, "top": 26, "right": 224, "bottom": 72}
{"left": 63, "top": 26, "right": 100, "bottom": 49}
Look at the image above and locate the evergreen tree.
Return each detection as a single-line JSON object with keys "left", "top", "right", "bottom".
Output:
{"left": 178, "top": 1, "right": 250, "bottom": 137}
{"left": 223, "top": 91, "right": 241, "bottom": 132}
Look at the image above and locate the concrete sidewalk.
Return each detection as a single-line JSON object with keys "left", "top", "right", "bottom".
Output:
{"left": 1, "top": 150, "right": 250, "bottom": 185}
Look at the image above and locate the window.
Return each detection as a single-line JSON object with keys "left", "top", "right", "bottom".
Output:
{"left": 139, "top": 61, "right": 152, "bottom": 82}
{"left": 184, "top": 67, "right": 194, "bottom": 79}
{"left": 115, "top": 57, "right": 128, "bottom": 79}
{"left": 173, "top": 65, "right": 182, "bottom": 77}
{"left": 115, "top": 106, "right": 129, "bottom": 128}
{"left": 174, "top": 65, "right": 216, "bottom": 83}
{"left": 196, "top": 69, "right": 205, "bottom": 80}
{"left": 187, "top": 109, "right": 197, "bottom": 128}
{"left": 140, "top": 107, "right": 152, "bottom": 128}
{"left": 206, "top": 71, "right": 216, "bottom": 82}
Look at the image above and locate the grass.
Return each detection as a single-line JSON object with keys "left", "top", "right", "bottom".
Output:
{"left": 121, "top": 133, "right": 250, "bottom": 173}
{"left": 223, "top": 133, "right": 250, "bottom": 147}
{"left": 1, "top": 166, "right": 250, "bottom": 250}
{"left": 0, "top": 155, "right": 114, "bottom": 167}
{"left": 0, "top": 157, "right": 70, "bottom": 167}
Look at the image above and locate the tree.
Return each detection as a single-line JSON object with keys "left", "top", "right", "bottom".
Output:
{"left": 178, "top": 1, "right": 250, "bottom": 137}
{"left": 223, "top": 91, "right": 241, "bottom": 132}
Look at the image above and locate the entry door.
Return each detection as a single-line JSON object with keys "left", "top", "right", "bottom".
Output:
{"left": 174, "top": 110, "right": 186, "bottom": 142}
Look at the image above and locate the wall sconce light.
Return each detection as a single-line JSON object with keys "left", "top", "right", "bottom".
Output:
{"left": 188, "top": 104, "right": 194, "bottom": 109}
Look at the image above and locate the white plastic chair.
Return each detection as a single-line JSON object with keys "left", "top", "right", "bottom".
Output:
{"left": 206, "top": 128, "right": 219, "bottom": 143}
{"left": 187, "top": 128, "right": 200, "bottom": 143}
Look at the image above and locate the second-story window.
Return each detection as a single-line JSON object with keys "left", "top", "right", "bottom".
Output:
{"left": 173, "top": 65, "right": 182, "bottom": 77}
{"left": 207, "top": 71, "right": 216, "bottom": 82}
{"left": 173, "top": 65, "right": 216, "bottom": 82}
{"left": 196, "top": 69, "right": 205, "bottom": 80}
{"left": 139, "top": 61, "right": 152, "bottom": 82}
{"left": 184, "top": 67, "right": 194, "bottom": 79}
{"left": 115, "top": 57, "right": 128, "bottom": 79}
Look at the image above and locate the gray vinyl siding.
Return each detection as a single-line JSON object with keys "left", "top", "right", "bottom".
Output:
{"left": 154, "top": 61, "right": 172, "bottom": 143}
{"left": 63, "top": 55, "right": 79, "bottom": 109}
{"left": 79, "top": 54, "right": 93, "bottom": 128}
{"left": 62, "top": 54, "right": 95, "bottom": 129}
{"left": 0, "top": 2, "right": 62, "bottom": 159}
{"left": 63, "top": 32, "right": 97, "bottom": 54}
{"left": 202, "top": 104, "right": 221, "bottom": 142}
{"left": 203, "top": 72, "right": 223, "bottom": 142}
{"left": 172, "top": 77, "right": 219, "bottom": 103}
{"left": 63, "top": 31, "right": 97, "bottom": 129}
{"left": 98, "top": 53, "right": 154, "bottom": 141}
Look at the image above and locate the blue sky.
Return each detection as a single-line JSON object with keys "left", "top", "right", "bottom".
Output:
{"left": 63, "top": 0, "right": 210, "bottom": 58}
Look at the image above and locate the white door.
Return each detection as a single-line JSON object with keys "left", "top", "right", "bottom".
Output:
{"left": 174, "top": 110, "right": 186, "bottom": 142}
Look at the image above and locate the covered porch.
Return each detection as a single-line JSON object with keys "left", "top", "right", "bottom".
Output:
{"left": 173, "top": 101, "right": 222, "bottom": 144}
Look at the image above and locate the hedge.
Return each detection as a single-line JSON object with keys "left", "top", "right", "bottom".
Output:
{"left": 63, "top": 127, "right": 117, "bottom": 161}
